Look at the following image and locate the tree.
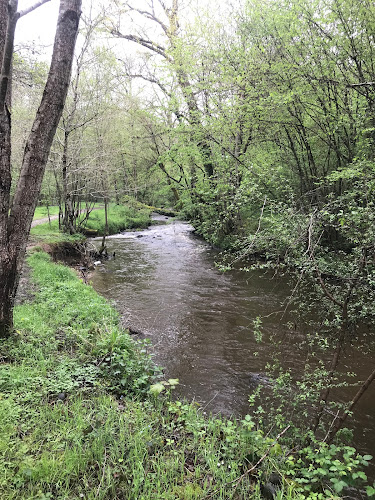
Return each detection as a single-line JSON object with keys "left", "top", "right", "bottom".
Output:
{"left": 108, "top": 0, "right": 215, "bottom": 179}
{"left": 53, "top": 12, "right": 105, "bottom": 234}
{"left": 0, "top": 0, "right": 82, "bottom": 338}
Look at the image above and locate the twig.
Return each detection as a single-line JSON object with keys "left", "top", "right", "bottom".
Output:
{"left": 348, "top": 81, "right": 375, "bottom": 87}
{"left": 323, "top": 409, "right": 340, "bottom": 443}
{"left": 231, "top": 196, "right": 267, "bottom": 266}
{"left": 315, "top": 268, "right": 344, "bottom": 308}
{"left": 236, "top": 424, "right": 290, "bottom": 481}
{"left": 19, "top": 0, "right": 52, "bottom": 18}
{"left": 201, "top": 391, "right": 219, "bottom": 411}
{"left": 326, "top": 366, "right": 375, "bottom": 443}
{"left": 304, "top": 209, "right": 317, "bottom": 257}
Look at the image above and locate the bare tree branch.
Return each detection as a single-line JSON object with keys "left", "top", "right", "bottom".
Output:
{"left": 157, "top": 0, "right": 168, "bottom": 13}
{"left": 348, "top": 81, "right": 375, "bottom": 87}
{"left": 326, "top": 366, "right": 375, "bottom": 443}
{"left": 126, "top": 2, "right": 168, "bottom": 34}
{"left": 123, "top": 70, "right": 172, "bottom": 97}
{"left": 18, "top": 0, "right": 52, "bottom": 18}
{"left": 111, "top": 29, "right": 170, "bottom": 60}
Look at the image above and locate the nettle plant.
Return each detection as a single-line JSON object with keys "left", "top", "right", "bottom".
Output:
{"left": 92, "top": 328, "right": 159, "bottom": 397}
{"left": 284, "top": 441, "right": 373, "bottom": 497}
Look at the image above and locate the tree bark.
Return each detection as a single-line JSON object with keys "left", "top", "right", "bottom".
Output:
{"left": 0, "top": 1, "right": 7, "bottom": 66}
{"left": 0, "top": 0, "right": 82, "bottom": 338}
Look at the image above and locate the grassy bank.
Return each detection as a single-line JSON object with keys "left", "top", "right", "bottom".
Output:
{"left": 31, "top": 204, "right": 151, "bottom": 244}
{"left": 81, "top": 203, "right": 151, "bottom": 235}
{"left": 0, "top": 252, "right": 372, "bottom": 499}
{"left": 0, "top": 252, "right": 270, "bottom": 499}
{"left": 30, "top": 220, "right": 86, "bottom": 245}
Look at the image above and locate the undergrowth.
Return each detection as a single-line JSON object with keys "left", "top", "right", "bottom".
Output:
{"left": 0, "top": 252, "right": 372, "bottom": 499}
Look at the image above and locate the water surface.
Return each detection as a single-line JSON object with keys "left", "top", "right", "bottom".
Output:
{"left": 91, "top": 216, "right": 375, "bottom": 479}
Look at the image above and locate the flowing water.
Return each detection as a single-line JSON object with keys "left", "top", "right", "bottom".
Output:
{"left": 91, "top": 215, "right": 375, "bottom": 480}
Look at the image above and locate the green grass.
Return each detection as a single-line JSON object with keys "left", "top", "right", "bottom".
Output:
{"left": 32, "top": 204, "right": 102, "bottom": 221}
{"left": 33, "top": 206, "right": 60, "bottom": 220}
{"left": 0, "top": 253, "right": 276, "bottom": 499}
{"left": 30, "top": 219, "right": 85, "bottom": 245}
{"left": 0, "top": 253, "right": 370, "bottom": 499}
{"left": 80, "top": 203, "right": 151, "bottom": 235}
{"left": 30, "top": 204, "right": 151, "bottom": 243}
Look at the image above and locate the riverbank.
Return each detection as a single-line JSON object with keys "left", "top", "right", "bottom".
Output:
{"left": 25, "top": 202, "right": 154, "bottom": 268}
{"left": 30, "top": 202, "right": 152, "bottom": 241}
{"left": 1, "top": 206, "right": 372, "bottom": 499}
{"left": 1, "top": 250, "right": 372, "bottom": 499}
{"left": 0, "top": 251, "right": 276, "bottom": 499}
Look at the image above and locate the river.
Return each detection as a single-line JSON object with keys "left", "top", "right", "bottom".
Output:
{"left": 91, "top": 215, "right": 375, "bottom": 482}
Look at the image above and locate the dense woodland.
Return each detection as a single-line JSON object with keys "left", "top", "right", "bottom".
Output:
{"left": 13, "top": 0, "right": 375, "bottom": 426}
{"left": 13, "top": 0, "right": 373, "bottom": 240}
{"left": 1, "top": 0, "right": 375, "bottom": 498}
{"left": 12, "top": 0, "right": 375, "bottom": 263}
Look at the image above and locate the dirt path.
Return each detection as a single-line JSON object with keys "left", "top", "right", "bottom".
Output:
{"left": 31, "top": 215, "right": 59, "bottom": 228}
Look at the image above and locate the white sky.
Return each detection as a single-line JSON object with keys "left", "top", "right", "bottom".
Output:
{"left": 15, "top": 0, "right": 237, "bottom": 48}
{"left": 16, "top": 0, "right": 60, "bottom": 53}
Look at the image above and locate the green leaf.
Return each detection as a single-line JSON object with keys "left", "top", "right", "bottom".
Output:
{"left": 149, "top": 383, "right": 165, "bottom": 395}
{"left": 332, "top": 480, "right": 347, "bottom": 493}
{"left": 353, "top": 471, "right": 367, "bottom": 481}
{"left": 167, "top": 378, "right": 179, "bottom": 386}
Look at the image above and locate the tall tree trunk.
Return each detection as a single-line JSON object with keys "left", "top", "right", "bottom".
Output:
{"left": 0, "top": 0, "right": 82, "bottom": 338}
{"left": 112, "top": 1, "right": 214, "bottom": 178}
{"left": 61, "top": 130, "right": 76, "bottom": 233}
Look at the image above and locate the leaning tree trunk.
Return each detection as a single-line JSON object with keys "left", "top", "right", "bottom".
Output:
{"left": 326, "top": 366, "right": 375, "bottom": 444}
{"left": 0, "top": 0, "right": 82, "bottom": 338}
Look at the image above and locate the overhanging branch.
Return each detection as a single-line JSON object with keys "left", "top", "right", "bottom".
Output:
{"left": 348, "top": 81, "right": 375, "bottom": 87}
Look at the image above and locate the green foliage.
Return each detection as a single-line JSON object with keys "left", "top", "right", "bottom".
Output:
{"left": 284, "top": 443, "right": 371, "bottom": 496}
{"left": 33, "top": 206, "right": 60, "bottom": 220}
{"left": 8, "top": 0, "right": 375, "bottom": 492}
{"left": 93, "top": 331, "right": 157, "bottom": 397}
{"left": 149, "top": 378, "right": 179, "bottom": 396}
{"left": 367, "top": 482, "right": 375, "bottom": 497}
{"left": 31, "top": 202, "right": 151, "bottom": 241}
{"left": 30, "top": 220, "right": 85, "bottom": 244}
